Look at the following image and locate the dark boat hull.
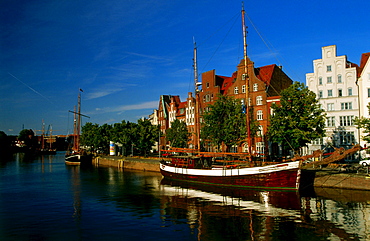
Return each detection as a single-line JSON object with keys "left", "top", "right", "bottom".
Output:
{"left": 160, "top": 161, "right": 301, "bottom": 190}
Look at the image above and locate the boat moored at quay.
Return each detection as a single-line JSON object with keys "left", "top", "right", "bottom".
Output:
{"left": 159, "top": 144, "right": 362, "bottom": 191}
{"left": 160, "top": 155, "right": 301, "bottom": 190}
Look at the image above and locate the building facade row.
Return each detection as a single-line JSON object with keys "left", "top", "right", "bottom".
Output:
{"left": 152, "top": 56, "right": 293, "bottom": 159}
{"left": 150, "top": 45, "right": 370, "bottom": 159}
{"left": 306, "top": 45, "right": 370, "bottom": 157}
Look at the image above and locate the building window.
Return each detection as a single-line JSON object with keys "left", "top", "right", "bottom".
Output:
{"left": 256, "top": 96, "right": 262, "bottom": 105}
{"left": 327, "top": 65, "right": 332, "bottom": 72}
{"left": 326, "top": 116, "right": 335, "bottom": 127}
{"left": 348, "top": 88, "right": 352, "bottom": 96}
{"left": 318, "top": 90, "right": 323, "bottom": 98}
{"left": 339, "top": 131, "right": 355, "bottom": 145}
{"left": 339, "top": 116, "right": 354, "bottom": 126}
{"left": 257, "top": 110, "right": 263, "bottom": 120}
{"left": 338, "top": 74, "right": 342, "bottom": 83}
{"left": 206, "top": 82, "right": 210, "bottom": 88}
{"left": 253, "top": 83, "right": 258, "bottom": 92}
{"left": 367, "top": 88, "right": 370, "bottom": 97}
{"left": 328, "top": 89, "right": 333, "bottom": 97}
{"left": 319, "top": 77, "right": 323, "bottom": 85}
{"left": 256, "top": 142, "right": 265, "bottom": 155}
{"left": 234, "top": 87, "right": 238, "bottom": 94}
{"left": 338, "top": 89, "right": 342, "bottom": 97}
{"left": 313, "top": 138, "right": 323, "bottom": 145}
{"left": 327, "top": 76, "right": 332, "bottom": 83}
{"left": 242, "top": 85, "right": 246, "bottom": 93}
{"left": 341, "top": 102, "right": 352, "bottom": 110}
{"left": 327, "top": 103, "right": 334, "bottom": 111}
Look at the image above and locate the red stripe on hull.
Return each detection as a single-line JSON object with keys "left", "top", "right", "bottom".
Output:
{"left": 160, "top": 169, "right": 299, "bottom": 190}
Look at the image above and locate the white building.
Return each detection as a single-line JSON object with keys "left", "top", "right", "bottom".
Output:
{"left": 357, "top": 53, "right": 370, "bottom": 146}
{"left": 306, "top": 45, "right": 360, "bottom": 155}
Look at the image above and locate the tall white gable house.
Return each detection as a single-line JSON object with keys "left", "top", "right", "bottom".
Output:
{"left": 306, "top": 45, "right": 361, "bottom": 158}
{"left": 357, "top": 52, "right": 370, "bottom": 147}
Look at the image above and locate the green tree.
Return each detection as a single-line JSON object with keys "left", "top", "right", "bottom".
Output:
{"left": 354, "top": 103, "right": 370, "bottom": 144}
{"left": 111, "top": 121, "right": 137, "bottom": 156}
{"left": 166, "top": 119, "right": 190, "bottom": 148}
{"left": 201, "top": 94, "right": 246, "bottom": 152}
{"left": 134, "top": 118, "right": 159, "bottom": 156}
{"left": 81, "top": 122, "right": 111, "bottom": 153}
{"left": 268, "top": 82, "right": 326, "bottom": 154}
{"left": 18, "top": 129, "right": 35, "bottom": 147}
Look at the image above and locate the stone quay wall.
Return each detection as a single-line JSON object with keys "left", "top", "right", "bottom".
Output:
{"left": 93, "top": 155, "right": 163, "bottom": 172}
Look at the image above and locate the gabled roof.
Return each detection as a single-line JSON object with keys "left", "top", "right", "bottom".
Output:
{"left": 171, "top": 95, "right": 181, "bottom": 106}
{"left": 219, "top": 72, "right": 236, "bottom": 95}
{"left": 176, "top": 101, "right": 186, "bottom": 116}
{"left": 254, "top": 64, "right": 275, "bottom": 86}
{"left": 359, "top": 53, "right": 370, "bottom": 77}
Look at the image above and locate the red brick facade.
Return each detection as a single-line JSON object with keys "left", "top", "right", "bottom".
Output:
{"left": 155, "top": 57, "right": 292, "bottom": 157}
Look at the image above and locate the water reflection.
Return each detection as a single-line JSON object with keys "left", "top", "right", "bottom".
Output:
{"left": 157, "top": 178, "right": 370, "bottom": 240}
{"left": 2, "top": 153, "right": 370, "bottom": 240}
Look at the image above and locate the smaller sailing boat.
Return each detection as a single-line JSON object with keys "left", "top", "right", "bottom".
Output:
{"left": 65, "top": 89, "right": 92, "bottom": 165}
{"left": 39, "top": 122, "right": 56, "bottom": 155}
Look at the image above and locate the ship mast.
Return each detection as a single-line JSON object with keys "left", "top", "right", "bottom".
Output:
{"left": 242, "top": 3, "right": 252, "bottom": 157}
{"left": 193, "top": 38, "right": 202, "bottom": 152}
{"left": 76, "top": 91, "right": 81, "bottom": 151}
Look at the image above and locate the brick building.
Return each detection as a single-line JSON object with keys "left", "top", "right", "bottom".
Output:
{"left": 153, "top": 56, "right": 293, "bottom": 158}
{"left": 199, "top": 58, "right": 292, "bottom": 156}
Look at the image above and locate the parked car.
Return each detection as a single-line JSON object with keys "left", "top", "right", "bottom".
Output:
{"left": 359, "top": 159, "right": 370, "bottom": 166}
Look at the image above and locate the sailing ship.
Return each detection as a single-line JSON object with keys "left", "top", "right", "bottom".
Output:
{"left": 65, "top": 89, "right": 92, "bottom": 165}
{"left": 159, "top": 5, "right": 361, "bottom": 190}
{"left": 38, "top": 122, "right": 56, "bottom": 155}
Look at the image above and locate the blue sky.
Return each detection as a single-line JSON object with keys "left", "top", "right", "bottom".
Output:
{"left": 1, "top": 0, "right": 369, "bottom": 136}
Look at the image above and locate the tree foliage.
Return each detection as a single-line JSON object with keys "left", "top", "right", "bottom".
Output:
{"left": 166, "top": 119, "right": 190, "bottom": 148}
{"left": 135, "top": 118, "right": 159, "bottom": 156}
{"left": 80, "top": 119, "right": 159, "bottom": 156}
{"left": 268, "top": 82, "right": 326, "bottom": 154}
{"left": 354, "top": 103, "right": 370, "bottom": 144}
{"left": 18, "top": 129, "right": 35, "bottom": 147}
{"left": 201, "top": 94, "right": 246, "bottom": 151}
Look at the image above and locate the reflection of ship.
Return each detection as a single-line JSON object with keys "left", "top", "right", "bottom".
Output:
{"left": 160, "top": 179, "right": 303, "bottom": 240}
{"left": 160, "top": 179, "right": 362, "bottom": 240}
{"left": 160, "top": 178, "right": 302, "bottom": 216}
{"left": 65, "top": 89, "right": 92, "bottom": 166}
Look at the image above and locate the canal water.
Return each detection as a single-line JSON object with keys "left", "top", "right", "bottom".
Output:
{"left": 1, "top": 152, "right": 370, "bottom": 240}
